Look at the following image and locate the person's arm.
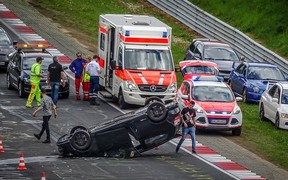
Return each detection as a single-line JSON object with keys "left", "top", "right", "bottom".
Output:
{"left": 47, "top": 71, "right": 51, "bottom": 86}
{"left": 69, "top": 61, "right": 75, "bottom": 73}
{"left": 32, "top": 107, "right": 43, "bottom": 117}
{"left": 61, "top": 71, "right": 65, "bottom": 87}
{"left": 35, "top": 65, "right": 43, "bottom": 78}
{"left": 181, "top": 110, "right": 188, "bottom": 128}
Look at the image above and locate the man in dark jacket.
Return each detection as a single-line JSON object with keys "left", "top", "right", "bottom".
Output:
{"left": 47, "top": 56, "right": 65, "bottom": 106}
{"left": 69, "top": 52, "right": 86, "bottom": 100}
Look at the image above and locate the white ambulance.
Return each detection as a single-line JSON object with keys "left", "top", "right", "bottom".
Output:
{"left": 98, "top": 14, "right": 177, "bottom": 109}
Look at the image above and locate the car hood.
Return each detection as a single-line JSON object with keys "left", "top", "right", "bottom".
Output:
{"left": 197, "top": 101, "right": 236, "bottom": 113}
{"left": 249, "top": 79, "right": 279, "bottom": 90}
{"left": 121, "top": 70, "right": 176, "bottom": 86}
{"left": 0, "top": 45, "right": 14, "bottom": 54}
{"left": 23, "top": 69, "right": 48, "bottom": 77}
{"left": 212, "top": 60, "right": 236, "bottom": 71}
{"left": 279, "top": 104, "right": 288, "bottom": 113}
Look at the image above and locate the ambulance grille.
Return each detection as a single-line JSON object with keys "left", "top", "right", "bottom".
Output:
{"left": 138, "top": 85, "right": 167, "bottom": 92}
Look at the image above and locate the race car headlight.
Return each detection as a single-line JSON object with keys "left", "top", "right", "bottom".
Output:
{"left": 233, "top": 106, "right": 241, "bottom": 114}
{"left": 281, "top": 113, "right": 288, "bottom": 119}
{"left": 253, "top": 86, "right": 259, "bottom": 93}
{"left": 167, "top": 82, "right": 177, "bottom": 92}
{"left": 124, "top": 80, "right": 138, "bottom": 91}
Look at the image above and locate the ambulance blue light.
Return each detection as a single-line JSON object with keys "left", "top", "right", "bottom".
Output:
{"left": 125, "top": 31, "right": 130, "bottom": 36}
{"left": 162, "top": 32, "right": 167, "bottom": 38}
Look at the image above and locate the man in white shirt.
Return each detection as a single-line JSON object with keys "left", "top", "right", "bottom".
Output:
{"left": 86, "top": 55, "right": 101, "bottom": 105}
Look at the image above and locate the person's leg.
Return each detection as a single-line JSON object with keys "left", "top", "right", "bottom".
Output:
{"left": 94, "top": 76, "right": 100, "bottom": 105}
{"left": 52, "top": 82, "right": 60, "bottom": 105}
{"left": 89, "top": 77, "right": 96, "bottom": 105}
{"left": 176, "top": 128, "right": 189, "bottom": 152}
{"left": 42, "top": 116, "right": 51, "bottom": 143}
{"left": 189, "top": 127, "right": 196, "bottom": 153}
{"left": 35, "top": 84, "right": 41, "bottom": 107}
{"left": 75, "top": 77, "right": 81, "bottom": 100}
{"left": 26, "top": 83, "right": 36, "bottom": 107}
{"left": 82, "top": 82, "right": 89, "bottom": 101}
{"left": 38, "top": 116, "right": 46, "bottom": 138}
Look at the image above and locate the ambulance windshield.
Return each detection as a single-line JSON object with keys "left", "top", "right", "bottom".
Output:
{"left": 124, "top": 48, "right": 173, "bottom": 71}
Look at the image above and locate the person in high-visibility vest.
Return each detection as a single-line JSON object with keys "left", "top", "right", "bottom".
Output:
{"left": 26, "top": 56, "right": 43, "bottom": 108}
{"left": 82, "top": 55, "right": 91, "bottom": 101}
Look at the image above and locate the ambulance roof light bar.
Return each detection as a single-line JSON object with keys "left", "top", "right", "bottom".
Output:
{"left": 16, "top": 43, "right": 49, "bottom": 49}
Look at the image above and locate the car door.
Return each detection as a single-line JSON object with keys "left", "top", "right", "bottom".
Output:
{"left": 265, "top": 85, "right": 278, "bottom": 121}
{"left": 269, "top": 86, "right": 280, "bottom": 123}
{"left": 9, "top": 53, "right": 21, "bottom": 88}
{"left": 230, "top": 63, "right": 247, "bottom": 95}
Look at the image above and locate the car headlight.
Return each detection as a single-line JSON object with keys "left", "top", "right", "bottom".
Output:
{"left": 124, "top": 80, "right": 138, "bottom": 91}
{"left": 253, "top": 86, "right": 259, "bottom": 93}
{"left": 281, "top": 113, "right": 288, "bottom": 119}
{"left": 196, "top": 108, "right": 204, "bottom": 113}
{"left": 24, "top": 77, "right": 30, "bottom": 84}
{"left": 233, "top": 105, "right": 241, "bottom": 114}
{"left": 167, "top": 82, "right": 177, "bottom": 92}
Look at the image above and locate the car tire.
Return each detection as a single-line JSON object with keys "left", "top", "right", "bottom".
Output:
{"left": 144, "top": 96, "right": 163, "bottom": 106}
{"left": 118, "top": 89, "right": 128, "bottom": 109}
{"left": 70, "top": 126, "right": 87, "bottom": 134}
{"left": 259, "top": 103, "right": 267, "bottom": 121}
{"left": 70, "top": 130, "right": 91, "bottom": 151}
{"left": 232, "top": 127, "right": 242, "bottom": 136}
{"left": 18, "top": 81, "right": 26, "bottom": 98}
{"left": 147, "top": 101, "right": 167, "bottom": 123}
{"left": 7, "top": 74, "right": 13, "bottom": 90}
{"left": 242, "top": 88, "right": 247, "bottom": 103}
{"left": 275, "top": 113, "right": 280, "bottom": 129}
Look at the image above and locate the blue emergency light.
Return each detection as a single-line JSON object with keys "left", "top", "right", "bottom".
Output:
{"left": 125, "top": 31, "right": 130, "bottom": 36}
{"left": 162, "top": 32, "right": 167, "bottom": 38}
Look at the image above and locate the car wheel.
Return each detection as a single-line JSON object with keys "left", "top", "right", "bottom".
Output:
{"left": 18, "top": 82, "right": 26, "bottom": 98}
{"left": 275, "top": 113, "right": 280, "bottom": 129}
{"left": 118, "top": 89, "right": 128, "bottom": 109}
{"left": 144, "top": 96, "right": 163, "bottom": 106}
{"left": 70, "top": 126, "right": 87, "bottom": 134}
{"left": 70, "top": 130, "right": 91, "bottom": 151}
{"left": 147, "top": 101, "right": 167, "bottom": 123}
{"left": 7, "top": 74, "right": 13, "bottom": 90}
{"left": 242, "top": 88, "right": 247, "bottom": 103}
{"left": 259, "top": 103, "right": 267, "bottom": 121}
{"left": 232, "top": 127, "right": 242, "bottom": 136}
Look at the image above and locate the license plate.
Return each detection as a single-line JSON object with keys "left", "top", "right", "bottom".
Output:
{"left": 211, "top": 119, "right": 226, "bottom": 124}
{"left": 0, "top": 62, "right": 5, "bottom": 65}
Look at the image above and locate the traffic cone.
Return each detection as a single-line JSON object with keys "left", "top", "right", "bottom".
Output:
{"left": 41, "top": 172, "right": 46, "bottom": 180}
{"left": 0, "top": 136, "right": 4, "bottom": 153}
{"left": 17, "top": 153, "right": 27, "bottom": 170}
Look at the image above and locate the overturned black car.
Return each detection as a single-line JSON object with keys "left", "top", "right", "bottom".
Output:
{"left": 57, "top": 101, "right": 181, "bottom": 157}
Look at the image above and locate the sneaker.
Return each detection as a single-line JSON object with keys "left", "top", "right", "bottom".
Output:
{"left": 42, "top": 139, "right": 51, "bottom": 143}
{"left": 76, "top": 96, "right": 81, "bottom": 100}
{"left": 176, "top": 146, "right": 179, "bottom": 153}
{"left": 192, "top": 150, "right": 197, "bottom": 154}
{"left": 34, "top": 133, "right": 40, "bottom": 140}
{"left": 26, "top": 105, "right": 34, "bottom": 108}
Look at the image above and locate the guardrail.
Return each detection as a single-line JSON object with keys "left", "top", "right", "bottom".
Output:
{"left": 147, "top": 0, "right": 288, "bottom": 75}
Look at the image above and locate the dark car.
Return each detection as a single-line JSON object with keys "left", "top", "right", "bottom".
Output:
{"left": 6, "top": 44, "right": 70, "bottom": 98}
{"left": 0, "top": 27, "right": 17, "bottom": 70}
{"left": 183, "top": 38, "right": 243, "bottom": 80}
{"left": 57, "top": 101, "right": 181, "bottom": 157}
{"left": 228, "top": 61, "right": 287, "bottom": 103}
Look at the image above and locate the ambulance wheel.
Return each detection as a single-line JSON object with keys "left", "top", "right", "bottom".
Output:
{"left": 145, "top": 96, "right": 163, "bottom": 106}
{"left": 70, "top": 126, "right": 87, "bottom": 134}
{"left": 70, "top": 130, "right": 91, "bottom": 151}
{"left": 147, "top": 101, "right": 167, "bottom": 123}
{"left": 118, "top": 90, "right": 128, "bottom": 109}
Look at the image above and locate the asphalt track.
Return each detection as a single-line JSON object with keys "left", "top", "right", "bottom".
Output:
{"left": 0, "top": 1, "right": 287, "bottom": 180}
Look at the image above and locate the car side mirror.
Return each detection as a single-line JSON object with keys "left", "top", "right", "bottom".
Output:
{"left": 63, "top": 66, "right": 68, "bottom": 70}
{"left": 194, "top": 53, "right": 201, "bottom": 59}
{"left": 110, "top": 60, "right": 117, "bottom": 70}
{"left": 272, "top": 98, "right": 278, "bottom": 103}
{"left": 239, "top": 74, "right": 245, "bottom": 78}
{"left": 181, "top": 94, "right": 189, "bottom": 100}
{"left": 174, "top": 66, "right": 180, "bottom": 72}
{"left": 240, "top": 56, "right": 245, "bottom": 61}
{"left": 13, "top": 41, "right": 18, "bottom": 46}
{"left": 236, "top": 97, "right": 243, "bottom": 102}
